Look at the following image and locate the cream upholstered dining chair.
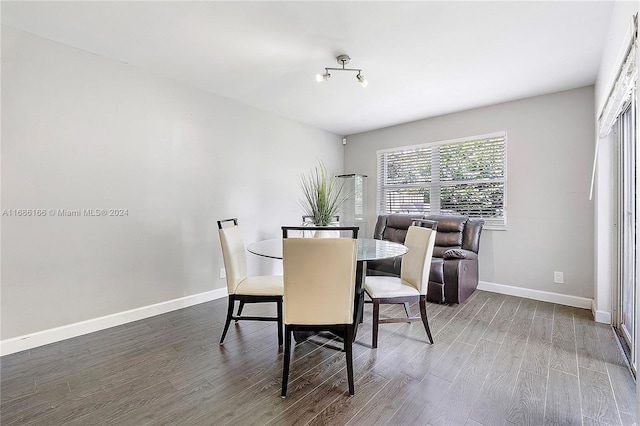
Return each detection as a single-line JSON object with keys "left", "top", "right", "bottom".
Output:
{"left": 364, "top": 224, "right": 437, "bottom": 348}
{"left": 217, "top": 218, "right": 284, "bottom": 346}
{"left": 280, "top": 226, "right": 359, "bottom": 397}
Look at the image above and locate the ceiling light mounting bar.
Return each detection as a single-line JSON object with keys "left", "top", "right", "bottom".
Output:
{"left": 323, "top": 67, "right": 363, "bottom": 73}
{"left": 316, "top": 54, "right": 368, "bottom": 87}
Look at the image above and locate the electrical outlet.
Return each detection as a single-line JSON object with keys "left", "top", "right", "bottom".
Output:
{"left": 219, "top": 267, "right": 226, "bottom": 279}
{"left": 554, "top": 271, "right": 564, "bottom": 284}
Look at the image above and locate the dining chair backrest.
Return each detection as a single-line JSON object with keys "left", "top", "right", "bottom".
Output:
{"left": 400, "top": 225, "right": 437, "bottom": 295}
{"left": 282, "top": 228, "right": 358, "bottom": 325}
{"left": 302, "top": 215, "right": 340, "bottom": 224}
{"left": 282, "top": 226, "right": 359, "bottom": 239}
{"left": 218, "top": 219, "right": 248, "bottom": 294}
{"left": 412, "top": 218, "right": 438, "bottom": 231}
{"left": 300, "top": 218, "right": 344, "bottom": 238}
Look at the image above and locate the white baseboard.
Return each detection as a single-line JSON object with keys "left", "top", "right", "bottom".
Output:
{"left": 0, "top": 288, "right": 228, "bottom": 356}
{"left": 1, "top": 282, "right": 608, "bottom": 357}
{"left": 591, "top": 300, "right": 612, "bottom": 324}
{"left": 478, "top": 281, "right": 593, "bottom": 310}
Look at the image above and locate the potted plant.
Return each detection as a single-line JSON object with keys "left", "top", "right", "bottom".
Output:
{"left": 299, "top": 161, "right": 348, "bottom": 228}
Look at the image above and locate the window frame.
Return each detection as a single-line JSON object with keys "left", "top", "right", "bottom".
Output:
{"left": 376, "top": 131, "right": 507, "bottom": 230}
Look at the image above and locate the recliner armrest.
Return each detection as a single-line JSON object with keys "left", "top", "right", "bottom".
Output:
{"left": 373, "top": 215, "right": 389, "bottom": 240}
{"left": 443, "top": 249, "right": 478, "bottom": 260}
{"left": 462, "top": 218, "right": 484, "bottom": 253}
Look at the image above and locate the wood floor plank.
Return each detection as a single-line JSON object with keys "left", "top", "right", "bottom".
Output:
{"left": 457, "top": 318, "right": 491, "bottom": 346}
{"left": 576, "top": 335, "right": 607, "bottom": 374}
{"left": 529, "top": 316, "right": 553, "bottom": 343}
{"left": 432, "top": 317, "right": 471, "bottom": 345}
{"left": 535, "top": 301, "right": 555, "bottom": 319}
{"left": 144, "top": 378, "right": 222, "bottom": 425}
{"left": 505, "top": 370, "right": 547, "bottom": 426}
{"left": 474, "top": 292, "right": 506, "bottom": 322}
{"left": 426, "top": 339, "right": 501, "bottom": 425}
{"left": 385, "top": 373, "right": 451, "bottom": 425}
{"left": 468, "top": 338, "right": 527, "bottom": 425}
{"left": 605, "top": 362, "right": 638, "bottom": 417}
{"left": 395, "top": 335, "right": 451, "bottom": 382}
{"left": 544, "top": 369, "right": 582, "bottom": 425}
{"left": 597, "top": 327, "right": 629, "bottom": 367}
{"left": 494, "top": 295, "right": 522, "bottom": 320}
{"left": 620, "top": 411, "right": 638, "bottom": 426}
{"left": 345, "top": 373, "right": 418, "bottom": 425}
{"left": 506, "top": 316, "right": 533, "bottom": 341}
{"left": 552, "top": 315, "right": 576, "bottom": 342}
{"left": 514, "top": 298, "right": 537, "bottom": 319}
{"left": 453, "top": 291, "right": 491, "bottom": 321}
{"left": 549, "top": 337, "right": 578, "bottom": 376}
{"left": 429, "top": 339, "right": 476, "bottom": 382}
{"left": 520, "top": 339, "right": 551, "bottom": 377}
{"left": 0, "top": 376, "right": 72, "bottom": 426}
{"left": 553, "top": 303, "right": 575, "bottom": 318}
{"left": 575, "top": 321, "right": 599, "bottom": 340}
{"left": 74, "top": 379, "right": 177, "bottom": 426}
{"left": 579, "top": 366, "right": 622, "bottom": 425}
{"left": 480, "top": 317, "right": 511, "bottom": 344}
{"left": 303, "top": 371, "right": 390, "bottom": 426}
{"left": 583, "top": 416, "right": 612, "bottom": 426}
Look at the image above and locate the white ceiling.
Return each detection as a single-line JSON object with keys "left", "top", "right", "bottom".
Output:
{"left": 1, "top": 1, "right": 615, "bottom": 135}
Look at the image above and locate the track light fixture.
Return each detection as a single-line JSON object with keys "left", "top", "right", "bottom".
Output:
{"left": 316, "top": 55, "right": 368, "bottom": 87}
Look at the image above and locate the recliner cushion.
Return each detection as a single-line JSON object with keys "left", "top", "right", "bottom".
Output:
{"left": 428, "top": 215, "right": 467, "bottom": 232}
{"left": 425, "top": 215, "right": 467, "bottom": 258}
{"left": 386, "top": 214, "right": 417, "bottom": 229}
{"left": 382, "top": 214, "right": 421, "bottom": 244}
{"left": 436, "top": 232, "right": 463, "bottom": 248}
{"left": 384, "top": 227, "right": 410, "bottom": 244}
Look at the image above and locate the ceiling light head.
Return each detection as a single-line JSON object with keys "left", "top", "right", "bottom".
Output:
{"left": 357, "top": 73, "right": 368, "bottom": 87}
{"left": 316, "top": 70, "right": 331, "bottom": 82}
{"left": 316, "top": 54, "right": 368, "bottom": 87}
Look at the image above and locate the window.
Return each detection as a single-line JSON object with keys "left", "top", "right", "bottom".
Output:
{"left": 377, "top": 131, "right": 507, "bottom": 230}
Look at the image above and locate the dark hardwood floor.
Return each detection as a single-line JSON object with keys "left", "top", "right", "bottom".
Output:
{"left": 1, "top": 290, "right": 637, "bottom": 425}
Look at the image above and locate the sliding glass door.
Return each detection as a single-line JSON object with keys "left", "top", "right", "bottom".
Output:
{"left": 615, "top": 98, "right": 637, "bottom": 375}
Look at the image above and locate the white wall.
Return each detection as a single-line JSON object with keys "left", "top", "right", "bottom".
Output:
{"left": 345, "top": 87, "right": 595, "bottom": 304}
{"left": 0, "top": 26, "right": 343, "bottom": 342}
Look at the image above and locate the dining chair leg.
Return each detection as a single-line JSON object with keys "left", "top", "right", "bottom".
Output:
{"left": 235, "top": 301, "right": 245, "bottom": 323}
{"left": 220, "top": 295, "right": 235, "bottom": 344}
{"left": 276, "top": 299, "right": 283, "bottom": 347}
{"left": 419, "top": 295, "right": 434, "bottom": 344}
{"left": 403, "top": 302, "right": 412, "bottom": 319}
{"left": 281, "top": 326, "right": 292, "bottom": 398}
{"left": 372, "top": 299, "right": 380, "bottom": 349}
{"left": 345, "top": 325, "right": 354, "bottom": 396}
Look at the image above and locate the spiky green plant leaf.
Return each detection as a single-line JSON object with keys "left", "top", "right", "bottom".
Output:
{"left": 299, "top": 161, "right": 348, "bottom": 226}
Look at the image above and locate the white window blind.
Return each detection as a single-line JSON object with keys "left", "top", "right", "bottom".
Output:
{"left": 598, "top": 39, "right": 637, "bottom": 138}
{"left": 590, "top": 13, "right": 637, "bottom": 200}
{"left": 377, "top": 132, "right": 507, "bottom": 230}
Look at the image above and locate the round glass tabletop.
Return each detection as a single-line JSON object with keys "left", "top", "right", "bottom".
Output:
{"left": 246, "top": 238, "right": 408, "bottom": 261}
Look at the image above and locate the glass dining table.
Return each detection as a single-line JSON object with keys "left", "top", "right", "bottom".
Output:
{"left": 247, "top": 237, "right": 408, "bottom": 341}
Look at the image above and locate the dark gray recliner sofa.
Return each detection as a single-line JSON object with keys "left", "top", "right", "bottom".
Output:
{"left": 367, "top": 213, "right": 484, "bottom": 304}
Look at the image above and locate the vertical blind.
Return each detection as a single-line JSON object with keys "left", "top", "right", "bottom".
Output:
{"left": 377, "top": 131, "right": 507, "bottom": 229}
